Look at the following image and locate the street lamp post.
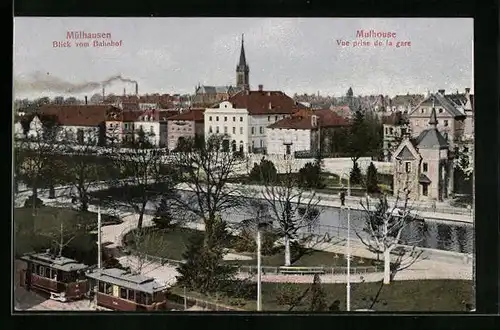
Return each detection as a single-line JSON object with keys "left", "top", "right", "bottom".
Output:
{"left": 256, "top": 219, "right": 271, "bottom": 311}
{"left": 340, "top": 172, "right": 351, "bottom": 311}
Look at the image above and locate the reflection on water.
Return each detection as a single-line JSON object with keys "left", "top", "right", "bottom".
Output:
{"left": 172, "top": 191, "right": 474, "bottom": 254}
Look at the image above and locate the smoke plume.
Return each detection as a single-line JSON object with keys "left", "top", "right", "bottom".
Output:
{"left": 14, "top": 71, "right": 137, "bottom": 93}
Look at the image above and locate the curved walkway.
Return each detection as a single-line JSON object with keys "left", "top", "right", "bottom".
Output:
{"left": 20, "top": 191, "right": 473, "bottom": 287}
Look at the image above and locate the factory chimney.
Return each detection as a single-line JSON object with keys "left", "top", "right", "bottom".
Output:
{"left": 85, "top": 96, "right": 88, "bottom": 105}
{"left": 135, "top": 83, "right": 139, "bottom": 96}
{"left": 123, "top": 88, "right": 126, "bottom": 97}
{"left": 102, "top": 86, "right": 105, "bottom": 102}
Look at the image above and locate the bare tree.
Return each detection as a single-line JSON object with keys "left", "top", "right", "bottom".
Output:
{"left": 103, "top": 129, "right": 176, "bottom": 229}
{"left": 123, "top": 228, "right": 170, "bottom": 274}
{"left": 41, "top": 209, "right": 94, "bottom": 257}
{"left": 260, "top": 158, "right": 322, "bottom": 266}
{"left": 169, "top": 134, "right": 247, "bottom": 248}
{"left": 60, "top": 129, "right": 115, "bottom": 212}
{"left": 15, "top": 114, "right": 63, "bottom": 215}
{"left": 356, "top": 193, "right": 423, "bottom": 284}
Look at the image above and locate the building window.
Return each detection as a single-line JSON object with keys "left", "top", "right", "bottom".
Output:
{"left": 224, "top": 126, "right": 228, "bottom": 134}
{"left": 422, "top": 184, "right": 428, "bottom": 196}
{"left": 260, "top": 140, "right": 263, "bottom": 147}
{"left": 268, "top": 116, "right": 271, "bottom": 121}
{"left": 224, "top": 116, "right": 227, "bottom": 122}
{"left": 420, "top": 108, "right": 425, "bottom": 114}
{"left": 124, "top": 123, "right": 128, "bottom": 129}
{"left": 389, "top": 127, "right": 394, "bottom": 135}
{"left": 260, "top": 127, "right": 264, "bottom": 134}
{"left": 209, "top": 116, "right": 212, "bottom": 121}
{"left": 216, "top": 116, "right": 219, "bottom": 122}
{"left": 233, "top": 116, "right": 236, "bottom": 122}
{"left": 275, "top": 116, "right": 278, "bottom": 121}
{"left": 240, "top": 127, "right": 243, "bottom": 134}
{"left": 216, "top": 126, "right": 220, "bottom": 133}
{"left": 438, "top": 108, "right": 443, "bottom": 113}
{"left": 444, "top": 120, "right": 449, "bottom": 127}
{"left": 232, "top": 127, "right": 236, "bottom": 134}
{"left": 405, "top": 162, "right": 411, "bottom": 173}
{"left": 423, "top": 162, "right": 428, "bottom": 172}
{"left": 240, "top": 117, "right": 243, "bottom": 122}
{"left": 209, "top": 126, "right": 213, "bottom": 133}
{"left": 251, "top": 127, "right": 255, "bottom": 135}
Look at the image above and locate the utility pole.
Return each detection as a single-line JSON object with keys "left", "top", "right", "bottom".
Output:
{"left": 97, "top": 205, "right": 102, "bottom": 269}
{"left": 346, "top": 204, "right": 351, "bottom": 311}
{"left": 256, "top": 228, "right": 262, "bottom": 311}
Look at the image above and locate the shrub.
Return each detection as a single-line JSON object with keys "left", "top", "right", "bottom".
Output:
{"left": 350, "top": 161, "right": 363, "bottom": 185}
{"left": 275, "top": 283, "right": 303, "bottom": 306}
{"left": 366, "top": 162, "right": 379, "bottom": 193}
{"left": 23, "top": 195, "right": 44, "bottom": 208}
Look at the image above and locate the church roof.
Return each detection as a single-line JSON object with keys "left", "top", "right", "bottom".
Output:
{"left": 196, "top": 85, "right": 233, "bottom": 94}
{"left": 395, "top": 146, "right": 416, "bottom": 160}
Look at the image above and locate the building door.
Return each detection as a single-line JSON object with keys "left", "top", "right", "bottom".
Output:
{"left": 222, "top": 139, "right": 230, "bottom": 152}
{"left": 422, "top": 184, "right": 428, "bottom": 197}
{"left": 285, "top": 145, "right": 291, "bottom": 155}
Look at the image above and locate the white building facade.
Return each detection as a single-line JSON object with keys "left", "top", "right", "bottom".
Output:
{"left": 204, "top": 101, "right": 249, "bottom": 153}
{"left": 266, "top": 128, "right": 311, "bottom": 155}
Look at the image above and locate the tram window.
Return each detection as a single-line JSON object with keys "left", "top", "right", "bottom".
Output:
{"left": 45, "top": 267, "right": 51, "bottom": 278}
{"left": 128, "top": 290, "right": 135, "bottom": 301}
{"left": 38, "top": 266, "right": 44, "bottom": 277}
{"left": 77, "top": 271, "right": 86, "bottom": 281}
{"left": 98, "top": 281, "right": 105, "bottom": 293}
{"left": 137, "top": 292, "right": 146, "bottom": 304}
{"left": 30, "top": 263, "right": 35, "bottom": 272}
{"left": 120, "top": 287, "right": 128, "bottom": 299}
{"left": 105, "top": 283, "right": 113, "bottom": 295}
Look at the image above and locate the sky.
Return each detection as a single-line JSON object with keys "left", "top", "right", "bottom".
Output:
{"left": 13, "top": 17, "right": 473, "bottom": 100}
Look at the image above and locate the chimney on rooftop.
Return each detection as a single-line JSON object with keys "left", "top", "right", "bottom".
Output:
{"left": 438, "top": 89, "right": 445, "bottom": 95}
{"left": 258, "top": 84, "right": 263, "bottom": 92}
{"left": 85, "top": 96, "right": 88, "bottom": 105}
{"left": 102, "top": 87, "right": 105, "bottom": 101}
{"left": 465, "top": 87, "right": 470, "bottom": 94}
{"left": 135, "top": 83, "right": 139, "bottom": 96}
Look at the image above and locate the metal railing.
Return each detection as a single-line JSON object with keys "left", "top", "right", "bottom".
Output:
{"left": 133, "top": 252, "right": 383, "bottom": 276}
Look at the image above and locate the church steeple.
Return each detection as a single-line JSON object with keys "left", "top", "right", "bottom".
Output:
{"left": 238, "top": 34, "right": 247, "bottom": 67}
{"left": 236, "top": 34, "right": 250, "bottom": 91}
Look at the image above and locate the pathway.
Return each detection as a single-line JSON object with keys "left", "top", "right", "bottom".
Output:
{"left": 18, "top": 191, "right": 473, "bottom": 289}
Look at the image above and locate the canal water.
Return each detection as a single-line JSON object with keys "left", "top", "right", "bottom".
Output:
{"left": 161, "top": 191, "right": 474, "bottom": 254}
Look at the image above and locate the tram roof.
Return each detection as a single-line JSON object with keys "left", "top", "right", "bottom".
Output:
{"left": 20, "top": 252, "right": 89, "bottom": 272}
{"left": 86, "top": 268, "right": 168, "bottom": 294}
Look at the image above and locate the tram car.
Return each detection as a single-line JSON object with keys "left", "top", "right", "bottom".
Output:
{"left": 86, "top": 268, "right": 169, "bottom": 311}
{"left": 19, "top": 251, "right": 90, "bottom": 302}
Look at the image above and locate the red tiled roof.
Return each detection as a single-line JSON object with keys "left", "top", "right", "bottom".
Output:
{"left": 330, "top": 105, "right": 352, "bottom": 118}
{"left": 226, "top": 90, "right": 306, "bottom": 115}
{"left": 268, "top": 109, "right": 348, "bottom": 130}
{"left": 167, "top": 109, "right": 205, "bottom": 122}
{"left": 39, "top": 104, "right": 120, "bottom": 126}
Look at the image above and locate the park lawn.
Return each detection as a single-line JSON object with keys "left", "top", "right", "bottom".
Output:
{"left": 124, "top": 227, "right": 382, "bottom": 268}
{"left": 171, "top": 280, "right": 474, "bottom": 312}
{"left": 14, "top": 206, "right": 122, "bottom": 256}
